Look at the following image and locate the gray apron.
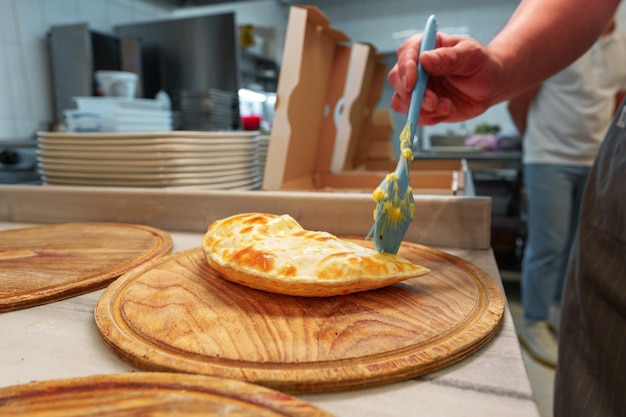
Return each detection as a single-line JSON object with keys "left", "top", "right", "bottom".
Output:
{"left": 554, "top": 100, "right": 626, "bottom": 416}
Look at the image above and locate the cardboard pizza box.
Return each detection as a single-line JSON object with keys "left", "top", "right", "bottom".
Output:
{"left": 365, "top": 109, "right": 395, "bottom": 161}
{"left": 262, "top": 6, "right": 470, "bottom": 196}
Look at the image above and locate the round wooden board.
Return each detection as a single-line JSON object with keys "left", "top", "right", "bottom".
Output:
{"left": 0, "top": 372, "right": 333, "bottom": 416}
{"left": 0, "top": 223, "right": 173, "bottom": 312}
{"left": 95, "top": 240, "right": 504, "bottom": 394}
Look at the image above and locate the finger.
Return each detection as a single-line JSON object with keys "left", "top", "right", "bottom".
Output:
{"left": 387, "top": 63, "right": 403, "bottom": 93}
{"left": 390, "top": 93, "right": 409, "bottom": 114}
{"left": 422, "top": 90, "right": 438, "bottom": 112}
{"left": 395, "top": 36, "right": 422, "bottom": 94}
{"left": 433, "top": 96, "right": 453, "bottom": 116}
{"left": 389, "top": 82, "right": 449, "bottom": 118}
{"left": 418, "top": 97, "right": 453, "bottom": 126}
{"left": 421, "top": 40, "right": 487, "bottom": 77}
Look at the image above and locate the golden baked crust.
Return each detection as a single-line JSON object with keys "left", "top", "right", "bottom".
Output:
{"left": 202, "top": 213, "right": 430, "bottom": 297}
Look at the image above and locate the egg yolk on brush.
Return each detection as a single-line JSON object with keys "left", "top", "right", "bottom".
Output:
{"left": 372, "top": 173, "right": 414, "bottom": 225}
{"left": 370, "top": 122, "right": 416, "bottom": 233}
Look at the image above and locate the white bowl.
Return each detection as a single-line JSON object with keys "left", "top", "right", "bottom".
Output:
{"left": 95, "top": 71, "right": 138, "bottom": 98}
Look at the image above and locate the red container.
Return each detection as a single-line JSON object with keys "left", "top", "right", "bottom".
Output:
{"left": 241, "top": 115, "right": 261, "bottom": 131}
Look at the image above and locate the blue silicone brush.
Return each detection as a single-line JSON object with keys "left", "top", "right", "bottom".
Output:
{"left": 367, "top": 15, "right": 438, "bottom": 254}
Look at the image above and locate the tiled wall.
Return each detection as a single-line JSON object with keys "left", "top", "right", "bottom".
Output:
{"left": 0, "top": 0, "right": 170, "bottom": 140}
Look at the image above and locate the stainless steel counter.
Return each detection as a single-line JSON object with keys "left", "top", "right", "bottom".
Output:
{"left": 415, "top": 150, "right": 523, "bottom": 170}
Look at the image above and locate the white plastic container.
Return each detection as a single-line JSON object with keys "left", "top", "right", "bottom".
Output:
{"left": 95, "top": 71, "right": 138, "bottom": 98}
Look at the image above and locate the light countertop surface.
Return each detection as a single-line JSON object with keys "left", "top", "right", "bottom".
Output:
{"left": 0, "top": 186, "right": 539, "bottom": 416}
{"left": 0, "top": 225, "right": 539, "bottom": 417}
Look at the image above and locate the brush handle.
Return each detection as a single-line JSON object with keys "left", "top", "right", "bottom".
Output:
{"left": 406, "top": 15, "right": 438, "bottom": 148}
{"left": 368, "top": 16, "right": 439, "bottom": 254}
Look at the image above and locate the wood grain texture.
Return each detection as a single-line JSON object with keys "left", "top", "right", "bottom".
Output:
{"left": 0, "top": 223, "right": 173, "bottom": 312}
{"left": 0, "top": 372, "right": 333, "bottom": 416}
{"left": 95, "top": 239, "right": 504, "bottom": 394}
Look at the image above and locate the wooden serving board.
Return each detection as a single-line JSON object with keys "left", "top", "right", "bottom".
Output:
{"left": 0, "top": 223, "right": 173, "bottom": 312}
{"left": 95, "top": 240, "right": 504, "bottom": 394}
{"left": 0, "top": 372, "right": 333, "bottom": 417}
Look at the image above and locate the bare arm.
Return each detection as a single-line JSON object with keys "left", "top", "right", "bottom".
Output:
{"left": 388, "top": 0, "right": 622, "bottom": 124}
{"left": 487, "top": 0, "right": 619, "bottom": 101}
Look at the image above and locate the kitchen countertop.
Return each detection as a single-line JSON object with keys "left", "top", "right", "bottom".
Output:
{"left": 415, "top": 150, "right": 523, "bottom": 170}
{"left": 0, "top": 185, "right": 540, "bottom": 417}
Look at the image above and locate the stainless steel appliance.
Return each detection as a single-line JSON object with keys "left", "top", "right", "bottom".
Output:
{"left": 47, "top": 24, "right": 142, "bottom": 128}
{"left": 115, "top": 13, "right": 242, "bottom": 130}
{"left": 115, "top": 13, "right": 240, "bottom": 99}
{"left": 47, "top": 13, "right": 267, "bottom": 132}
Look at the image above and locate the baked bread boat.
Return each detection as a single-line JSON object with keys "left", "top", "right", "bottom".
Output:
{"left": 202, "top": 213, "right": 430, "bottom": 296}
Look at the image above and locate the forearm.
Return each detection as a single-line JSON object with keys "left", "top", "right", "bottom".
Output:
{"left": 487, "top": 0, "right": 621, "bottom": 104}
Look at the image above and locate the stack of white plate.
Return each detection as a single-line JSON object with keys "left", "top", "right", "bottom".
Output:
{"left": 257, "top": 134, "right": 270, "bottom": 182}
{"left": 36, "top": 131, "right": 261, "bottom": 190}
{"left": 65, "top": 97, "right": 173, "bottom": 133}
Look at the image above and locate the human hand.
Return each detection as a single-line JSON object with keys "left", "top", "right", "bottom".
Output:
{"left": 388, "top": 33, "right": 507, "bottom": 125}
